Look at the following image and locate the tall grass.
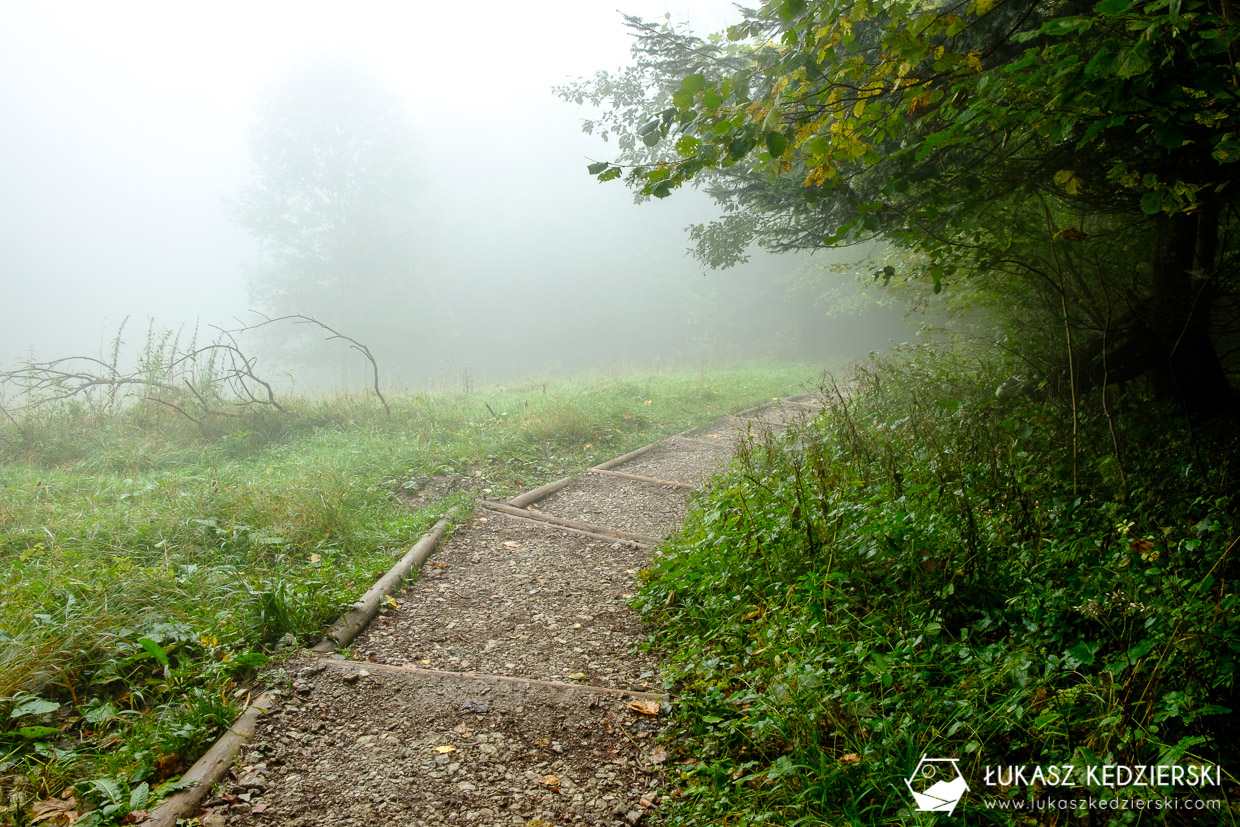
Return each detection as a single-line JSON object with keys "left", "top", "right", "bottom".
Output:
{"left": 638, "top": 345, "right": 1239, "bottom": 824}
{"left": 0, "top": 364, "right": 817, "bottom": 825}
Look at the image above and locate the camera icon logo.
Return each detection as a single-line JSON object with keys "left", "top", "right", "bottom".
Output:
{"left": 904, "top": 755, "right": 968, "bottom": 815}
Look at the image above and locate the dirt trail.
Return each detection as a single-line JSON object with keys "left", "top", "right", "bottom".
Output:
{"left": 203, "top": 400, "right": 821, "bottom": 826}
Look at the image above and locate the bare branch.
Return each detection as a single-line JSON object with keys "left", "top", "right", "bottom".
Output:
{"left": 226, "top": 313, "right": 389, "bottom": 415}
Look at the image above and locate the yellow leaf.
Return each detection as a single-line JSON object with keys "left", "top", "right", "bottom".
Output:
{"left": 540, "top": 774, "right": 561, "bottom": 788}
{"left": 433, "top": 745, "right": 456, "bottom": 754}
{"left": 1053, "top": 169, "right": 1082, "bottom": 196}
{"left": 628, "top": 700, "right": 661, "bottom": 716}
{"left": 383, "top": 595, "right": 398, "bottom": 608}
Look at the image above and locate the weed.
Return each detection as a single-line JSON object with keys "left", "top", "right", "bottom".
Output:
{"left": 638, "top": 345, "right": 1239, "bottom": 824}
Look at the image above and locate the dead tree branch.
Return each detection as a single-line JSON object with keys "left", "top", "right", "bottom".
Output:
{"left": 0, "top": 324, "right": 287, "bottom": 425}
{"left": 229, "top": 313, "right": 390, "bottom": 415}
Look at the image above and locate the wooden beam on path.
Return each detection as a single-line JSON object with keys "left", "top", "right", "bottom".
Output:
{"left": 313, "top": 508, "right": 458, "bottom": 653}
{"left": 507, "top": 475, "right": 573, "bottom": 508}
{"left": 479, "top": 499, "right": 660, "bottom": 547}
{"left": 587, "top": 467, "right": 696, "bottom": 489}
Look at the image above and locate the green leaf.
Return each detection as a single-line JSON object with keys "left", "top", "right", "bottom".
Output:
{"left": 129, "top": 781, "right": 150, "bottom": 811}
{"left": 765, "top": 132, "right": 789, "bottom": 158}
{"left": 587, "top": 162, "right": 609, "bottom": 175}
{"left": 1040, "top": 16, "right": 1091, "bottom": 35}
{"left": 779, "top": 0, "right": 808, "bottom": 20}
{"left": 649, "top": 179, "right": 674, "bottom": 198}
{"left": 674, "top": 135, "right": 702, "bottom": 157}
{"left": 91, "top": 777, "right": 123, "bottom": 805}
{"left": 672, "top": 90, "right": 693, "bottom": 110}
{"left": 1065, "top": 640, "right": 1099, "bottom": 667}
{"left": 138, "top": 637, "right": 169, "bottom": 667}
{"left": 17, "top": 725, "right": 61, "bottom": 739}
{"left": 10, "top": 698, "right": 60, "bottom": 718}
{"left": 729, "top": 136, "right": 756, "bottom": 161}
{"left": 1140, "top": 190, "right": 1164, "bottom": 215}
{"left": 598, "top": 167, "right": 622, "bottom": 182}
{"left": 681, "top": 73, "right": 706, "bottom": 95}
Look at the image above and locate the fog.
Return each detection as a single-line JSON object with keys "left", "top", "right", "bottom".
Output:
{"left": 0, "top": 1, "right": 917, "bottom": 391}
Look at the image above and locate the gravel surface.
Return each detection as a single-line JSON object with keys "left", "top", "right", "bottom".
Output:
{"left": 350, "top": 512, "right": 661, "bottom": 691}
{"left": 222, "top": 659, "right": 665, "bottom": 826}
{"left": 609, "top": 441, "right": 733, "bottom": 488}
{"left": 530, "top": 476, "right": 688, "bottom": 540}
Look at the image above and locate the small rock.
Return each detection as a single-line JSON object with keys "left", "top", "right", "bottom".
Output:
{"left": 625, "top": 808, "right": 645, "bottom": 825}
{"left": 235, "top": 772, "right": 265, "bottom": 790}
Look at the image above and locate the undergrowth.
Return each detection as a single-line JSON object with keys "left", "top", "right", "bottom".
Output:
{"left": 0, "top": 364, "right": 814, "bottom": 825}
{"left": 638, "top": 345, "right": 1239, "bottom": 824}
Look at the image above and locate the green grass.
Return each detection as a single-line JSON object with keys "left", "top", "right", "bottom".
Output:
{"left": 636, "top": 345, "right": 1240, "bottom": 825}
{"left": 0, "top": 364, "right": 817, "bottom": 825}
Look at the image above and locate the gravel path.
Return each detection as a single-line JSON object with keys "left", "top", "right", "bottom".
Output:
{"left": 349, "top": 512, "right": 660, "bottom": 690}
{"left": 197, "top": 401, "right": 809, "bottom": 826}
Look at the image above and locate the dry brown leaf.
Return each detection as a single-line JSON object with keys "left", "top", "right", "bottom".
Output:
{"left": 650, "top": 746, "right": 668, "bottom": 765}
{"left": 502, "top": 541, "right": 519, "bottom": 547}
{"left": 839, "top": 753, "right": 861, "bottom": 764}
{"left": 628, "top": 700, "right": 660, "bottom": 716}
{"left": 29, "top": 795, "right": 79, "bottom": 825}
{"left": 540, "top": 773, "right": 561, "bottom": 788}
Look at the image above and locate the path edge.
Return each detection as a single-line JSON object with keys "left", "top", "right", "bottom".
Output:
{"left": 141, "top": 507, "right": 459, "bottom": 826}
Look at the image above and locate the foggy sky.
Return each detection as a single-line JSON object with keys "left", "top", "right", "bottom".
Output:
{"left": 0, "top": 1, "right": 915, "bottom": 385}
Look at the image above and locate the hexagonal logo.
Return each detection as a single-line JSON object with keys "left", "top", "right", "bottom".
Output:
{"left": 905, "top": 755, "right": 968, "bottom": 815}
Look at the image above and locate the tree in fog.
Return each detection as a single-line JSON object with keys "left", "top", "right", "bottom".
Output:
{"left": 232, "top": 56, "right": 424, "bottom": 378}
{"left": 568, "top": 2, "right": 1240, "bottom": 415}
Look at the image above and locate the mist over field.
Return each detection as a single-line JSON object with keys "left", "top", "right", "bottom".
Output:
{"left": 0, "top": 0, "right": 916, "bottom": 392}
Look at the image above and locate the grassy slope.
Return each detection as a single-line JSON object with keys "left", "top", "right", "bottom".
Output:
{"left": 638, "top": 346, "right": 1239, "bottom": 825}
{"left": 0, "top": 365, "right": 816, "bottom": 824}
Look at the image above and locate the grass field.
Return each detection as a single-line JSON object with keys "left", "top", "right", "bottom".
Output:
{"left": 0, "top": 364, "right": 818, "bottom": 825}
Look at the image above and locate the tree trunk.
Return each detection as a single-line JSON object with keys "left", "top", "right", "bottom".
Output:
{"left": 1144, "top": 201, "right": 1237, "bottom": 416}
{"left": 1062, "top": 204, "right": 1236, "bottom": 417}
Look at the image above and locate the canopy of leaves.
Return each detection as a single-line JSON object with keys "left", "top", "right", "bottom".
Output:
{"left": 565, "top": 1, "right": 1240, "bottom": 412}
{"left": 583, "top": 0, "right": 1240, "bottom": 246}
